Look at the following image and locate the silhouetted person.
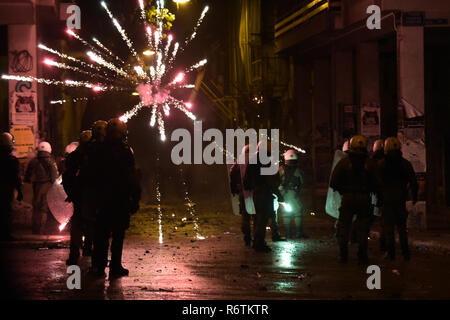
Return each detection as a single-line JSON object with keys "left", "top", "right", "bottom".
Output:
{"left": 377, "top": 137, "right": 417, "bottom": 261}
{"left": 0, "top": 133, "right": 22, "bottom": 240}
{"left": 91, "top": 119, "right": 141, "bottom": 278}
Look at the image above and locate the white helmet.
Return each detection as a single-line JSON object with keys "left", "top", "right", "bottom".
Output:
{"left": 284, "top": 149, "right": 298, "bottom": 161}
{"left": 64, "top": 142, "right": 79, "bottom": 155}
{"left": 38, "top": 141, "right": 52, "bottom": 153}
{"left": 342, "top": 140, "right": 349, "bottom": 152}
{"left": 372, "top": 139, "right": 384, "bottom": 153}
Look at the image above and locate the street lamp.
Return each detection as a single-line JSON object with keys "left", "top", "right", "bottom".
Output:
{"left": 143, "top": 49, "right": 155, "bottom": 56}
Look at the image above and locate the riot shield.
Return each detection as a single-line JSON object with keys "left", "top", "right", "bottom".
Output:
{"left": 325, "top": 150, "right": 348, "bottom": 219}
{"left": 46, "top": 176, "right": 73, "bottom": 228}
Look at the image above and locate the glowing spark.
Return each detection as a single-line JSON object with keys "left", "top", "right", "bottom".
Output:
{"left": 185, "top": 5, "right": 209, "bottom": 45}
{"left": 157, "top": 110, "right": 166, "bottom": 141}
{"left": 101, "top": 1, "right": 141, "bottom": 64}
{"left": 92, "top": 37, "right": 125, "bottom": 64}
{"left": 2, "top": 74, "right": 108, "bottom": 91}
{"left": 185, "top": 102, "right": 192, "bottom": 109}
{"left": 134, "top": 65, "right": 147, "bottom": 79}
{"left": 172, "top": 72, "right": 185, "bottom": 84}
{"left": 119, "top": 102, "right": 144, "bottom": 123}
{"left": 179, "top": 168, "right": 204, "bottom": 240}
{"left": 38, "top": 43, "right": 100, "bottom": 71}
{"left": 59, "top": 222, "right": 68, "bottom": 231}
{"left": 150, "top": 105, "right": 157, "bottom": 127}
{"left": 187, "top": 58, "right": 207, "bottom": 72}
{"left": 163, "top": 103, "right": 170, "bottom": 116}
{"left": 156, "top": 181, "right": 163, "bottom": 244}
{"left": 87, "top": 51, "right": 129, "bottom": 78}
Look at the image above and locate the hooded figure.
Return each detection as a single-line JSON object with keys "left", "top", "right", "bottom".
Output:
{"left": 0, "top": 133, "right": 23, "bottom": 240}
{"left": 377, "top": 137, "right": 417, "bottom": 261}
{"left": 24, "top": 141, "right": 58, "bottom": 234}
{"left": 330, "top": 135, "right": 380, "bottom": 265}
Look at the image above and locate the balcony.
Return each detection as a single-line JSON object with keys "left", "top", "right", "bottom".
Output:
{"left": 275, "top": 0, "right": 333, "bottom": 53}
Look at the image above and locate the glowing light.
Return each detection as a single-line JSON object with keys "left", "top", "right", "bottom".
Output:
{"left": 173, "top": 0, "right": 190, "bottom": 3}
{"left": 187, "top": 58, "right": 207, "bottom": 72}
{"left": 44, "top": 58, "right": 54, "bottom": 66}
{"left": 172, "top": 72, "right": 185, "bottom": 84}
{"left": 143, "top": 49, "right": 155, "bottom": 56}
{"left": 185, "top": 102, "right": 192, "bottom": 109}
{"left": 132, "top": 92, "right": 139, "bottom": 96}
{"left": 87, "top": 51, "right": 129, "bottom": 78}
{"left": 59, "top": 222, "right": 68, "bottom": 232}
{"left": 92, "top": 85, "right": 104, "bottom": 92}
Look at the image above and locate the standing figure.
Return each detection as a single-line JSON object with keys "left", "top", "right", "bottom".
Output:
{"left": 279, "top": 149, "right": 307, "bottom": 239}
{"left": 230, "top": 144, "right": 254, "bottom": 246}
{"left": 63, "top": 130, "right": 92, "bottom": 265}
{"left": 24, "top": 141, "right": 58, "bottom": 235}
{"left": 244, "top": 141, "right": 284, "bottom": 252}
{"left": 0, "top": 133, "right": 23, "bottom": 241}
{"left": 330, "top": 135, "right": 379, "bottom": 264}
{"left": 369, "top": 139, "right": 386, "bottom": 252}
{"left": 378, "top": 137, "right": 417, "bottom": 261}
{"left": 91, "top": 119, "right": 141, "bottom": 278}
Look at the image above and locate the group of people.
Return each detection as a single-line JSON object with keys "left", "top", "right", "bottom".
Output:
{"left": 62, "top": 118, "right": 141, "bottom": 278}
{"left": 0, "top": 118, "right": 141, "bottom": 278}
{"left": 332, "top": 135, "right": 417, "bottom": 264}
{"left": 230, "top": 142, "right": 307, "bottom": 253}
{"left": 229, "top": 135, "right": 418, "bottom": 265}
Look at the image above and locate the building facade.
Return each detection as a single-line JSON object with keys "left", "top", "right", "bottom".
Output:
{"left": 273, "top": 0, "right": 450, "bottom": 228}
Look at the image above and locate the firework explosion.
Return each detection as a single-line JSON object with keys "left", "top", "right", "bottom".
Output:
{"left": 1, "top": 0, "right": 208, "bottom": 141}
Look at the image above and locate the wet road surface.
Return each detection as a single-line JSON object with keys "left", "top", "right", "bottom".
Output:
{"left": 2, "top": 211, "right": 450, "bottom": 300}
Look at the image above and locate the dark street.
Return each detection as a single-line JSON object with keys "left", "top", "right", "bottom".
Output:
{"left": 2, "top": 197, "right": 450, "bottom": 300}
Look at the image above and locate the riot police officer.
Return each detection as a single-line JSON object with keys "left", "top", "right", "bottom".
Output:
{"left": 91, "top": 118, "right": 141, "bottom": 278}
{"left": 330, "top": 135, "right": 379, "bottom": 264}
{"left": 24, "top": 141, "right": 58, "bottom": 235}
{"left": 0, "top": 133, "right": 22, "bottom": 240}
{"left": 377, "top": 137, "right": 417, "bottom": 261}
{"left": 279, "top": 149, "right": 307, "bottom": 239}
{"left": 63, "top": 130, "right": 92, "bottom": 265}
{"left": 244, "top": 141, "right": 284, "bottom": 252}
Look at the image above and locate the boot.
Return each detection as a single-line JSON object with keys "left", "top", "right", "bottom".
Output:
{"left": 109, "top": 265, "right": 129, "bottom": 278}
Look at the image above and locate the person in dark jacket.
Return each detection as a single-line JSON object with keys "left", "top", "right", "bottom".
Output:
{"left": 244, "top": 141, "right": 284, "bottom": 252}
{"left": 330, "top": 135, "right": 380, "bottom": 265}
{"left": 91, "top": 118, "right": 141, "bottom": 278}
{"left": 63, "top": 130, "right": 92, "bottom": 265}
{"left": 0, "top": 133, "right": 23, "bottom": 240}
{"left": 377, "top": 137, "right": 417, "bottom": 261}
{"left": 230, "top": 144, "right": 254, "bottom": 246}
{"left": 24, "top": 141, "right": 58, "bottom": 235}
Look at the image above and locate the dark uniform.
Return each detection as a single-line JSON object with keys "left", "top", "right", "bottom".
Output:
{"left": 230, "top": 162, "right": 252, "bottom": 246}
{"left": 377, "top": 149, "right": 417, "bottom": 261}
{"left": 91, "top": 125, "right": 141, "bottom": 277}
{"left": 0, "top": 139, "right": 22, "bottom": 240}
{"left": 244, "top": 152, "right": 283, "bottom": 251}
{"left": 369, "top": 148, "right": 386, "bottom": 251}
{"left": 279, "top": 163, "right": 306, "bottom": 238}
{"left": 24, "top": 150, "right": 58, "bottom": 234}
{"left": 330, "top": 150, "right": 379, "bottom": 264}
{"left": 63, "top": 141, "right": 93, "bottom": 263}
